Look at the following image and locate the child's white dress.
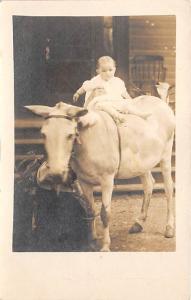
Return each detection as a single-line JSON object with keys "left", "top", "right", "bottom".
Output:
{"left": 82, "top": 74, "right": 131, "bottom": 106}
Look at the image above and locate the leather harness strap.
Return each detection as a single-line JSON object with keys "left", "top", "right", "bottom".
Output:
{"left": 116, "top": 123, "right": 122, "bottom": 177}
{"left": 45, "top": 114, "right": 73, "bottom": 121}
{"left": 100, "top": 111, "right": 122, "bottom": 177}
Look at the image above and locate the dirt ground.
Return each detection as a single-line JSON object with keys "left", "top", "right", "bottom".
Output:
{"left": 94, "top": 192, "right": 175, "bottom": 252}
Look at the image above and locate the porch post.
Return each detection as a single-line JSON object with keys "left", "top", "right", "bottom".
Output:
{"left": 112, "top": 16, "right": 129, "bottom": 83}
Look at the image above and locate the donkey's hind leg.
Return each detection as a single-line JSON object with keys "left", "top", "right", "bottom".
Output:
{"left": 160, "top": 134, "right": 175, "bottom": 238}
{"left": 129, "top": 171, "right": 154, "bottom": 234}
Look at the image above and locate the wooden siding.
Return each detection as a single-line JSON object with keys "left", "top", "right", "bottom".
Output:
{"left": 129, "top": 16, "right": 176, "bottom": 90}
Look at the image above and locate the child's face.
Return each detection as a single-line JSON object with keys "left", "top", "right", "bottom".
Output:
{"left": 97, "top": 62, "right": 116, "bottom": 81}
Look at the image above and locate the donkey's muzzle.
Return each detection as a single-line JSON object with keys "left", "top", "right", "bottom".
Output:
{"left": 37, "top": 161, "right": 75, "bottom": 192}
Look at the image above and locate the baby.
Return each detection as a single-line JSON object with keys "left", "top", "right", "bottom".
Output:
{"left": 73, "top": 56, "right": 151, "bottom": 122}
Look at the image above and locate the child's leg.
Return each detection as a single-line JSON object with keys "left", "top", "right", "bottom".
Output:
{"left": 120, "top": 100, "right": 152, "bottom": 119}
{"left": 95, "top": 101, "right": 126, "bottom": 123}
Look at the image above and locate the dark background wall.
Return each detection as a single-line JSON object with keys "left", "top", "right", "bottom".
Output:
{"left": 13, "top": 16, "right": 129, "bottom": 117}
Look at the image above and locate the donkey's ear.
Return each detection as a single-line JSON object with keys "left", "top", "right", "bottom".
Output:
{"left": 25, "top": 105, "right": 54, "bottom": 117}
{"left": 75, "top": 109, "right": 88, "bottom": 118}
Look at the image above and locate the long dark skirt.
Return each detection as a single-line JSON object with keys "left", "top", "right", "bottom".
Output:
{"left": 13, "top": 183, "right": 89, "bottom": 252}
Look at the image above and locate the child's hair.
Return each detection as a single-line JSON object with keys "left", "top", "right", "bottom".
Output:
{"left": 96, "top": 56, "right": 116, "bottom": 70}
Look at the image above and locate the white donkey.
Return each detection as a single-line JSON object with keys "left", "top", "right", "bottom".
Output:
{"left": 26, "top": 95, "right": 175, "bottom": 251}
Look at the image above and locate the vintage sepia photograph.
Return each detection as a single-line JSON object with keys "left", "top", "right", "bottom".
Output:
{"left": 2, "top": 0, "right": 191, "bottom": 299}
{"left": 13, "top": 15, "right": 176, "bottom": 252}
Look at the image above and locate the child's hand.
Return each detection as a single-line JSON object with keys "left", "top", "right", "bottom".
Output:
{"left": 73, "top": 92, "right": 80, "bottom": 102}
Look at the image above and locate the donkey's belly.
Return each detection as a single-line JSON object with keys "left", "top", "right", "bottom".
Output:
{"left": 116, "top": 137, "right": 163, "bottom": 179}
{"left": 116, "top": 148, "right": 158, "bottom": 178}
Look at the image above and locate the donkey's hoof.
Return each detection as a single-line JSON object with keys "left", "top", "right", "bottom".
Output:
{"left": 129, "top": 222, "right": 143, "bottom": 234}
{"left": 100, "top": 245, "right": 110, "bottom": 252}
{"left": 165, "top": 225, "right": 174, "bottom": 238}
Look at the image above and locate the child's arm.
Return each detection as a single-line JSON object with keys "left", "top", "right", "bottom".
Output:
{"left": 122, "top": 90, "right": 132, "bottom": 99}
{"left": 119, "top": 79, "right": 132, "bottom": 99}
{"left": 73, "top": 86, "right": 86, "bottom": 102}
{"left": 73, "top": 77, "right": 101, "bottom": 102}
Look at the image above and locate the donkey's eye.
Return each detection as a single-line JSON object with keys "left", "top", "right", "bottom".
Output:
{"left": 67, "top": 134, "right": 74, "bottom": 139}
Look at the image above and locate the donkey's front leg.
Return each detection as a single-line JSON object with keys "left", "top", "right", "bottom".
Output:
{"left": 78, "top": 180, "right": 98, "bottom": 247}
{"left": 100, "top": 175, "right": 114, "bottom": 252}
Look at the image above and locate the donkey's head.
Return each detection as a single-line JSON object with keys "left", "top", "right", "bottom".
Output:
{"left": 25, "top": 102, "right": 88, "bottom": 190}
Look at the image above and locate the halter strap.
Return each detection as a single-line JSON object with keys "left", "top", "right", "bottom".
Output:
{"left": 45, "top": 115, "right": 73, "bottom": 121}
{"left": 44, "top": 114, "right": 81, "bottom": 145}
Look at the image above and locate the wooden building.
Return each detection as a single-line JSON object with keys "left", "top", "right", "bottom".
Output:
{"left": 128, "top": 15, "right": 175, "bottom": 106}
{"left": 129, "top": 16, "right": 175, "bottom": 84}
